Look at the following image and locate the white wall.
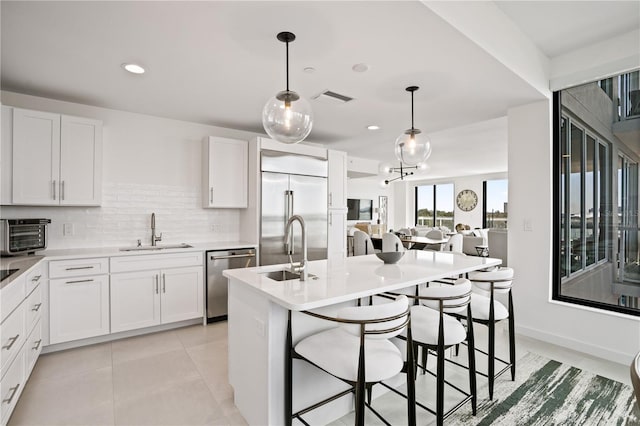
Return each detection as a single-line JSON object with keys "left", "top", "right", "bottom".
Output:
{"left": 508, "top": 100, "right": 640, "bottom": 365}
{"left": 1, "top": 91, "right": 262, "bottom": 248}
{"left": 346, "top": 176, "right": 393, "bottom": 228}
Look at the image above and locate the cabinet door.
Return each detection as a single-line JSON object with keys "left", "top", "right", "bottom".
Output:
{"left": 327, "top": 150, "right": 347, "bottom": 210}
{"left": 1, "top": 106, "right": 13, "bottom": 205}
{"left": 160, "top": 266, "right": 203, "bottom": 324}
{"left": 49, "top": 274, "right": 110, "bottom": 344}
{"left": 111, "top": 271, "right": 161, "bottom": 333}
{"left": 203, "top": 137, "right": 248, "bottom": 208}
{"left": 12, "top": 108, "right": 60, "bottom": 205}
{"left": 60, "top": 115, "right": 102, "bottom": 205}
{"left": 328, "top": 210, "right": 347, "bottom": 260}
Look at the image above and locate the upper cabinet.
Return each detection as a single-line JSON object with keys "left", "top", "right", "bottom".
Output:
{"left": 202, "top": 136, "right": 248, "bottom": 208}
{"left": 327, "top": 149, "right": 347, "bottom": 210}
{"left": 9, "top": 108, "right": 102, "bottom": 206}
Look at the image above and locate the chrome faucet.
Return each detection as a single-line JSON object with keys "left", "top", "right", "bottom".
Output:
{"left": 284, "top": 215, "right": 307, "bottom": 281}
{"left": 151, "top": 213, "right": 162, "bottom": 246}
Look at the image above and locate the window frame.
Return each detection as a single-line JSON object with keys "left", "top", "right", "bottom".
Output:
{"left": 414, "top": 183, "right": 454, "bottom": 228}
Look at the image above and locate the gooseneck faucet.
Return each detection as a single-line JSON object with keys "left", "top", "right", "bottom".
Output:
{"left": 284, "top": 215, "right": 307, "bottom": 281}
{"left": 151, "top": 213, "right": 162, "bottom": 246}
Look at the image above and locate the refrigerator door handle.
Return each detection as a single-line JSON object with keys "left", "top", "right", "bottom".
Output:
{"left": 284, "top": 190, "right": 294, "bottom": 255}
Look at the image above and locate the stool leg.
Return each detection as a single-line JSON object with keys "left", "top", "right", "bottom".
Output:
{"left": 488, "top": 319, "right": 495, "bottom": 400}
{"left": 436, "top": 314, "right": 445, "bottom": 426}
{"left": 285, "top": 312, "right": 293, "bottom": 426}
{"left": 355, "top": 340, "right": 366, "bottom": 426}
{"left": 466, "top": 307, "right": 477, "bottom": 415}
{"left": 509, "top": 290, "right": 516, "bottom": 381}
{"left": 406, "top": 327, "right": 417, "bottom": 426}
{"left": 421, "top": 346, "right": 428, "bottom": 375}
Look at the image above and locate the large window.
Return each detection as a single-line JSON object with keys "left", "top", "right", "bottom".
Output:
{"left": 415, "top": 183, "right": 454, "bottom": 229}
{"left": 483, "top": 179, "right": 508, "bottom": 229}
{"left": 554, "top": 73, "right": 640, "bottom": 317}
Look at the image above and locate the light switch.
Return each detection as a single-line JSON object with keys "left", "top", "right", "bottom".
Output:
{"left": 63, "top": 223, "right": 74, "bottom": 236}
{"left": 523, "top": 219, "right": 533, "bottom": 232}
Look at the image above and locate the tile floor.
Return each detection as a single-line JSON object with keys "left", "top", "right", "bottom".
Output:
{"left": 8, "top": 321, "right": 630, "bottom": 426}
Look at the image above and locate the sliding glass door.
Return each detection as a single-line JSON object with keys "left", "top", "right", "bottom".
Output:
{"left": 618, "top": 155, "right": 639, "bottom": 283}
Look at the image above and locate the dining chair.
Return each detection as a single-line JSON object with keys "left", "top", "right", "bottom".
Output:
{"left": 631, "top": 351, "right": 640, "bottom": 409}
{"left": 286, "top": 295, "right": 415, "bottom": 426}
{"left": 445, "top": 234, "right": 463, "bottom": 253}
{"left": 382, "top": 232, "right": 405, "bottom": 252}
{"left": 353, "top": 229, "right": 376, "bottom": 256}
{"left": 388, "top": 278, "right": 476, "bottom": 426}
{"left": 424, "top": 229, "right": 445, "bottom": 251}
{"left": 451, "top": 267, "right": 515, "bottom": 399}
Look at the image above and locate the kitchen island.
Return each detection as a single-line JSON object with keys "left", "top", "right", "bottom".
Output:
{"left": 223, "top": 250, "right": 501, "bottom": 425}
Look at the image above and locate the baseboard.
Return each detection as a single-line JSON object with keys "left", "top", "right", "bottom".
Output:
{"left": 515, "top": 324, "right": 631, "bottom": 366}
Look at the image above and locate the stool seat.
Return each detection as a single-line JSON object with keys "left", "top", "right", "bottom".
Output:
{"left": 295, "top": 327, "right": 403, "bottom": 383}
{"left": 469, "top": 294, "right": 509, "bottom": 321}
{"left": 409, "top": 306, "right": 467, "bottom": 346}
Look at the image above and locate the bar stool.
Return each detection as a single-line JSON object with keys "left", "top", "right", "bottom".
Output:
{"left": 285, "top": 295, "right": 415, "bottom": 426}
{"left": 353, "top": 229, "right": 377, "bottom": 256}
{"left": 388, "top": 278, "right": 476, "bottom": 426}
{"left": 452, "top": 267, "right": 515, "bottom": 399}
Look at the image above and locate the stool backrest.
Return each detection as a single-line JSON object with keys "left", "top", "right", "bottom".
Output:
{"left": 353, "top": 230, "right": 374, "bottom": 256}
{"left": 632, "top": 352, "right": 640, "bottom": 409}
{"left": 468, "top": 267, "right": 514, "bottom": 294}
{"left": 419, "top": 278, "right": 472, "bottom": 314}
{"left": 446, "top": 234, "right": 463, "bottom": 253}
{"left": 338, "top": 295, "right": 409, "bottom": 340}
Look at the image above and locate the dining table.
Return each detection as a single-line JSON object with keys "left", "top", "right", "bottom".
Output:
{"left": 370, "top": 234, "right": 450, "bottom": 250}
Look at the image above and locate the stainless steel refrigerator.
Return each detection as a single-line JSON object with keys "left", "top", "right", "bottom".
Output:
{"left": 260, "top": 150, "right": 328, "bottom": 266}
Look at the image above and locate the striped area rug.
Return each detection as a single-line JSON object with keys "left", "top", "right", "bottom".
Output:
{"left": 449, "top": 353, "right": 639, "bottom": 425}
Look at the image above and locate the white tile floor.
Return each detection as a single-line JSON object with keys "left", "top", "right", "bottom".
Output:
{"left": 8, "top": 321, "right": 630, "bottom": 426}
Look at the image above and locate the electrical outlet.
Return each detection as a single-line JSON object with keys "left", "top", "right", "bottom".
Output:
{"left": 210, "top": 224, "right": 216, "bottom": 232}
{"left": 63, "top": 223, "right": 74, "bottom": 236}
{"left": 254, "top": 318, "right": 265, "bottom": 337}
{"left": 523, "top": 219, "right": 533, "bottom": 232}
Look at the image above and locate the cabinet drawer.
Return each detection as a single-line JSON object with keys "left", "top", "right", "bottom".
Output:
{"left": 0, "top": 275, "right": 25, "bottom": 324}
{"left": 25, "top": 319, "right": 42, "bottom": 376}
{"left": 110, "top": 252, "right": 203, "bottom": 273}
{"left": 25, "top": 284, "right": 42, "bottom": 333}
{"left": 49, "top": 257, "right": 109, "bottom": 279}
{"left": 0, "top": 348, "right": 24, "bottom": 424}
{"left": 25, "top": 262, "right": 45, "bottom": 296}
{"left": 0, "top": 302, "right": 25, "bottom": 378}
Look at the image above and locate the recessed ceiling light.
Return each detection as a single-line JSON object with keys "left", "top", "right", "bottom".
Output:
{"left": 303, "top": 67, "right": 316, "bottom": 73}
{"left": 352, "top": 63, "right": 369, "bottom": 73}
{"left": 367, "top": 125, "right": 380, "bottom": 130}
{"left": 122, "top": 63, "right": 145, "bottom": 74}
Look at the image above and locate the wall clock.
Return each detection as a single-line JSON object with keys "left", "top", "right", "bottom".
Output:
{"left": 456, "top": 189, "right": 478, "bottom": 212}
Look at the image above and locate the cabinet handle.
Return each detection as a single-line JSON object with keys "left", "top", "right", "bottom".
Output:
{"left": 32, "top": 303, "right": 42, "bottom": 312}
{"left": 155, "top": 275, "right": 159, "bottom": 294}
{"left": 329, "top": 192, "right": 332, "bottom": 206}
{"left": 2, "top": 384, "right": 20, "bottom": 404}
{"left": 162, "top": 273, "right": 166, "bottom": 293}
{"left": 65, "top": 279, "right": 94, "bottom": 284}
{"left": 65, "top": 266, "right": 94, "bottom": 271}
{"left": 32, "top": 339, "right": 42, "bottom": 351}
{"left": 210, "top": 187, "right": 213, "bottom": 203}
{"left": 31, "top": 275, "right": 42, "bottom": 282}
{"left": 61, "top": 180, "right": 65, "bottom": 201}
{"left": 2, "top": 335, "right": 19, "bottom": 350}
{"left": 329, "top": 214, "right": 332, "bottom": 226}
{"left": 52, "top": 180, "right": 56, "bottom": 200}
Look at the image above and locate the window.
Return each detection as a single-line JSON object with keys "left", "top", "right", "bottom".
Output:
{"left": 483, "top": 179, "right": 508, "bottom": 229}
{"left": 553, "top": 73, "right": 640, "bottom": 317}
{"left": 415, "top": 183, "right": 454, "bottom": 229}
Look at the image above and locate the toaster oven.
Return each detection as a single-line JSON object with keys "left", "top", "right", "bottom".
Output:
{"left": 0, "top": 219, "right": 51, "bottom": 256}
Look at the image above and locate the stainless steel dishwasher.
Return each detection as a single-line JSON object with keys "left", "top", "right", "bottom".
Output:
{"left": 206, "top": 248, "right": 256, "bottom": 322}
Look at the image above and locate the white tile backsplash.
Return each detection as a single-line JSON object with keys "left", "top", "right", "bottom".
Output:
{"left": 0, "top": 182, "right": 241, "bottom": 249}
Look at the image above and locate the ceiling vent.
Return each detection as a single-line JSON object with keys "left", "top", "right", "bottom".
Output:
{"left": 312, "top": 90, "right": 354, "bottom": 104}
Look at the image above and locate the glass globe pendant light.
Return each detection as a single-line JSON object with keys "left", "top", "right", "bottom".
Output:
{"left": 394, "top": 86, "right": 431, "bottom": 166}
{"left": 262, "top": 32, "right": 313, "bottom": 144}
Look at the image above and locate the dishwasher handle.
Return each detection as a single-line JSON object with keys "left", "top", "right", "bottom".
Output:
{"left": 210, "top": 253, "right": 256, "bottom": 261}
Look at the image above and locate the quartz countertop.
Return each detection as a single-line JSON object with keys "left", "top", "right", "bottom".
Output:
{"left": 34, "top": 240, "right": 258, "bottom": 260}
{"left": 0, "top": 255, "right": 44, "bottom": 290}
{"left": 223, "top": 250, "right": 501, "bottom": 311}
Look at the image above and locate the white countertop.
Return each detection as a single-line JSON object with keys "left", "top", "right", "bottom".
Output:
{"left": 223, "top": 250, "right": 501, "bottom": 311}
{"left": 0, "top": 255, "right": 44, "bottom": 290}
{"left": 34, "top": 240, "right": 258, "bottom": 260}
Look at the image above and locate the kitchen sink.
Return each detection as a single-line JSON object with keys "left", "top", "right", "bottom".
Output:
{"left": 260, "top": 269, "right": 317, "bottom": 281}
{"left": 119, "top": 243, "right": 193, "bottom": 252}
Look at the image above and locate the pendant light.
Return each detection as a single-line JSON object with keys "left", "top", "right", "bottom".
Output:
{"left": 262, "top": 31, "right": 313, "bottom": 144}
{"left": 394, "top": 86, "right": 431, "bottom": 166}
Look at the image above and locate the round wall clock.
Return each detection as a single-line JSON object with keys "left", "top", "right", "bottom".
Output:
{"left": 456, "top": 189, "right": 478, "bottom": 212}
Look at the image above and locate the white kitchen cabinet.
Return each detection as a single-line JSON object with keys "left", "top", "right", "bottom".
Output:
{"left": 202, "top": 136, "right": 248, "bottom": 208}
{"left": 49, "top": 273, "right": 110, "bottom": 344}
{"left": 327, "top": 210, "right": 347, "bottom": 260}
{"left": 110, "top": 253, "right": 204, "bottom": 333}
{"left": 327, "top": 149, "right": 347, "bottom": 210}
{"left": 11, "top": 108, "right": 102, "bottom": 206}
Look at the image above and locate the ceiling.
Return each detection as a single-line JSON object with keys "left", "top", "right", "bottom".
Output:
{"left": 1, "top": 1, "right": 637, "bottom": 180}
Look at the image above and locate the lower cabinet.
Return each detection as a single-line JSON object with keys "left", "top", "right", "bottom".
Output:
{"left": 49, "top": 274, "right": 110, "bottom": 344}
{"left": 111, "top": 266, "right": 203, "bottom": 333}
